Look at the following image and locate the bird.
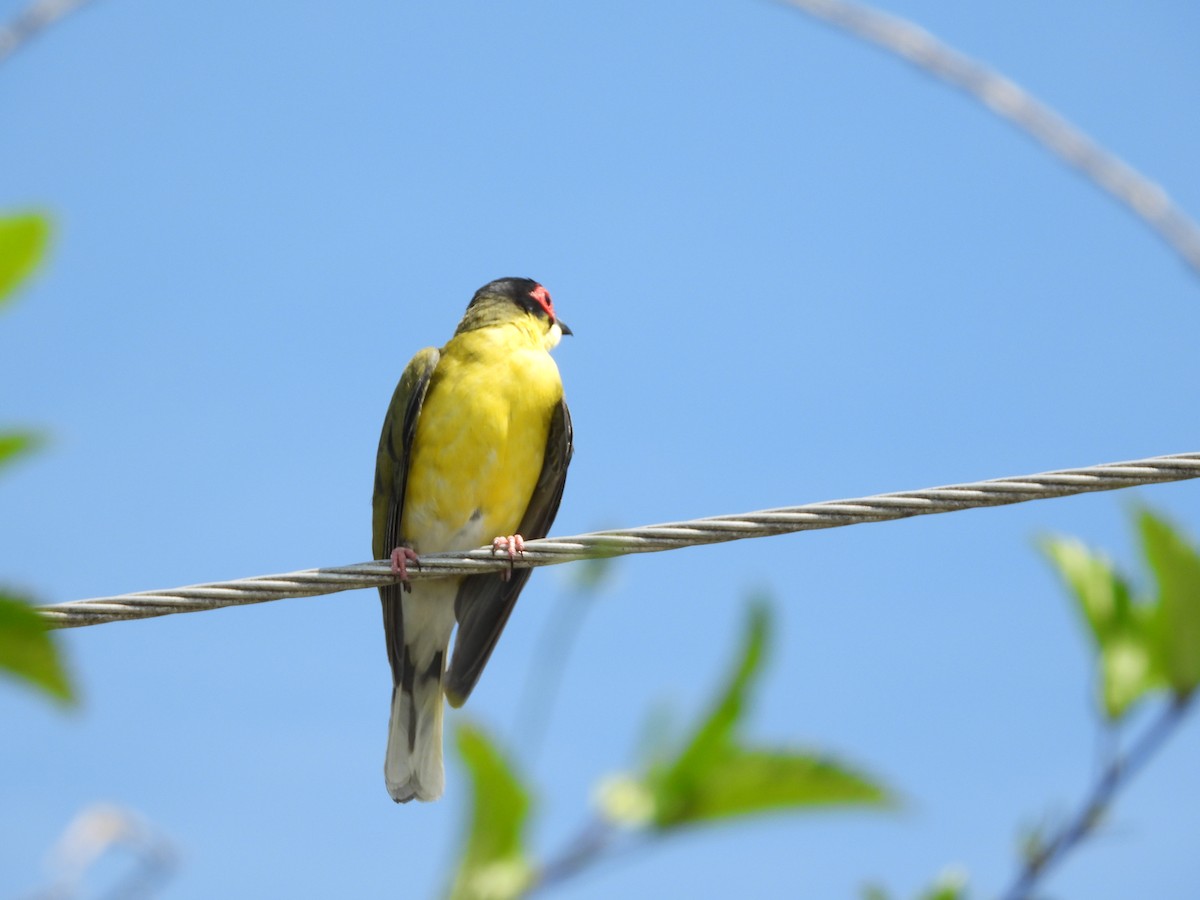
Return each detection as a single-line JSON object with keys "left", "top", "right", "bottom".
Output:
{"left": 372, "top": 277, "right": 573, "bottom": 803}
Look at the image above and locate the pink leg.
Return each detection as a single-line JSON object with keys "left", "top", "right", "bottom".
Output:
{"left": 491, "top": 534, "right": 526, "bottom": 582}
{"left": 390, "top": 546, "right": 420, "bottom": 593}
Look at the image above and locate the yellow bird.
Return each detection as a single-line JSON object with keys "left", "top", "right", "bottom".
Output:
{"left": 372, "top": 277, "right": 572, "bottom": 802}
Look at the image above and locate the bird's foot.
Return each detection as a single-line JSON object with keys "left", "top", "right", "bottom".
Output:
{"left": 491, "top": 534, "right": 525, "bottom": 582}
{"left": 390, "top": 546, "right": 420, "bottom": 593}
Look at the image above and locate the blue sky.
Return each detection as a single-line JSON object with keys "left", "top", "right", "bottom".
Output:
{"left": 2, "top": 0, "right": 1199, "bottom": 897}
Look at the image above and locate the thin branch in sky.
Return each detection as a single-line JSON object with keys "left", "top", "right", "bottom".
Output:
{"left": 1001, "top": 695, "right": 1194, "bottom": 899}
{"left": 0, "top": 0, "right": 96, "bottom": 67}
{"left": 779, "top": 0, "right": 1200, "bottom": 278}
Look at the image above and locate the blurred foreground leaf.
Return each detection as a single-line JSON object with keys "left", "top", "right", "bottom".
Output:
{"left": 0, "top": 212, "right": 51, "bottom": 303}
{"left": 654, "top": 600, "right": 769, "bottom": 804}
{"left": 0, "top": 431, "right": 43, "bottom": 471}
{"left": 917, "top": 868, "right": 970, "bottom": 900}
{"left": 624, "top": 598, "right": 892, "bottom": 829}
{"left": 448, "top": 721, "right": 533, "bottom": 900}
{"left": 1015, "top": 509, "right": 1200, "bottom": 899}
{"left": 1138, "top": 508, "right": 1200, "bottom": 696}
{"left": 863, "top": 866, "right": 969, "bottom": 900}
{"left": 1041, "top": 536, "right": 1157, "bottom": 718}
{"left": 659, "top": 747, "right": 890, "bottom": 826}
{"left": 0, "top": 593, "right": 74, "bottom": 703}
{"left": 0, "top": 218, "right": 70, "bottom": 707}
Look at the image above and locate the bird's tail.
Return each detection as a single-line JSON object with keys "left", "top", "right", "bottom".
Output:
{"left": 383, "top": 583, "right": 457, "bottom": 804}
{"left": 385, "top": 655, "right": 446, "bottom": 803}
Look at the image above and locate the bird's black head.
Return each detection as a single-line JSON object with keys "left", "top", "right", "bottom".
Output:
{"left": 466, "top": 277, "right": 571, "bottom": 335}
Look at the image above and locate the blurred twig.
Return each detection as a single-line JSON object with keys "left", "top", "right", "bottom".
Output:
{"left": 512, "top": 591, "right": 600, "bottom": 763}
{"left": 525, "top": 818, "right": 620, "bottom": 896}
{"left": 513, "top": 557, "right": 614, "bottom": 763}
{"left": 780, "top": 0, "right": 1200, "bottom": 277}
{"left": 24, "top": 803, "right": 177, "bottom": 900}
{"left": 0, "top": 0, "right": 96, "bottom": 66}
{"left": 1001, "top": 694, "right": 1194, "bottom": 900}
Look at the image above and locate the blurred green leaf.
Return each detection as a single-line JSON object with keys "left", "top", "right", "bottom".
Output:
{"left": 1041, "top": 537, "right": 1135, "bottom": 644}
{"left": 0, "top": 593, "right": 74, "bottom": 704}
{"left": 1, "top": 232, "right": 64, "bottom": 708}
{"left": 0, "top": 431, "right": 43, "bottom": 473}
{"left": 655, "top": 746, "right": 891, "bottom": 827}
{"left": 448, "top": 721, "right": 533, "bottom": 900}
{"left": 594, "top": 774, "right": 657, "bottom": 828}
{"left": 630, "top": 698, "right": 680, "bottom": 772}
{"left": 648, "top": 599, "right": 768, "bottom": 823}
{"left": 676, "top": 599, "right": 768, "bottom": 763}
{"left": 1138, "top": 508, "right": 1200, "bottom": 696}
{"left": 917, "top": 867, "right": 970, "bottom": 900}
{"left": 0, "top": 212, "right": 51, "bottom": 304}
{"left": 1041, "top": 536, "right": 1157, "bottom": 718}
{"left": 636, "top": 598, "right": 892, "bottom": 830}
{"left": 1095, "top": 632, "right": 1157, "bottom": 718}
{"left": 862, "top": 867, "right": 969, "bottom": 900}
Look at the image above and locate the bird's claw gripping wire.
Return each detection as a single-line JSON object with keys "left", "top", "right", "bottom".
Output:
{"left": 389, "top": 546, "right": 420, "bottom": 593}
{"left": 491, "top": 534, "right": 525, "bottom": 581}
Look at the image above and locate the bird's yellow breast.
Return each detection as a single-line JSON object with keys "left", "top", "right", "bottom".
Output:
{"left": 402, "top": 321, "right": 563, "bottom": 553}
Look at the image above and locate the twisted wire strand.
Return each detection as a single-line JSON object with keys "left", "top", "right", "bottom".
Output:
{"left": 37, "top": 451, "right": 1200, "bottom": 629}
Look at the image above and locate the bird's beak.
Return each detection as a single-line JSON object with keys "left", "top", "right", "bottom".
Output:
{"left": 557, "top": 320, "right": 573, "bottom": 336}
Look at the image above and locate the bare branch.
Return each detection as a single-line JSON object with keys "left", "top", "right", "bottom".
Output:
{"left": 0, "top": 0, "right": 97, "bottom": 67}
{"left": 780, "top": 0, "right": 1200, "bottom": 277}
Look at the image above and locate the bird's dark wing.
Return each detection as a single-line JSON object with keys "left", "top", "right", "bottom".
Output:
{"left": 444, "top": 398, "right": 573, "bottom": 707}
{"left": 373, "top": 346, "right": 440, "bottom": 685}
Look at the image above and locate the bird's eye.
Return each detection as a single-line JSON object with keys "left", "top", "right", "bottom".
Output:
{"left": 528, "top": 285, "right": 555, "bottom": 321}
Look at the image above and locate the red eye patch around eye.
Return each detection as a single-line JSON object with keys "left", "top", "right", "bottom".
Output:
{"left": 529, "top": 284, "right": 555, "bottom": 320}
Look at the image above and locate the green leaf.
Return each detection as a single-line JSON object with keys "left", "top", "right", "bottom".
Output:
{"left": 1137, "top": 508, "right": 1200, "bottom": 696}
{"left": 594, "top": 773, "right": 657, "bottom": 827}
{"left": 862, "top": 869, "right": 969, "bottom": 900}
{"left": 1040, "top": 536, "right": 1157, "bottom": 718}
{"left": 0, "top": 213, "right": 51, "bottom": 304}
{"left": 635, "top": 597, "right": 893, "bottom": 830}
{"left": 0, "top": 593, "right": 74, "bottom": 704}
{"left": 916, "top": 867, "right": 970, "bottom": 900}
{"left": 448, "top": 721, "right": 534, "bottom": 900}
{"left": 1095, "top": 632, "right": 1157, "bottom": 720}
{"left": 0, "top": 431, "right": 43, "bottom": 473}
{"left": 654, "top": 746, "right": 892, "bottom": 827}
{"left": 673, "top": 599, "right": 769, "bottom": 768}
{"left": 648, "top": 599, "right": 769, "bottom": 825}
{"left": 1040, "top": 537, "right": 1135, "bottom": 644}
